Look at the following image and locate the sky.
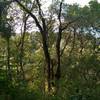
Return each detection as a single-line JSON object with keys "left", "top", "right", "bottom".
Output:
{"left": 15, "top": 0, "right": 100, "bottom": 33}
{"left": 64, "top": 0, "right": 100, "bottom": 6}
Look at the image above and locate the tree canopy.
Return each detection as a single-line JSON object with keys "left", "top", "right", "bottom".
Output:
{"left": 0, "top": 0, "right": 100, "bottom": 100}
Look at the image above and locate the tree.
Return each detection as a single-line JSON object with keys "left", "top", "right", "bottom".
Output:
{"left": 0, "top": 0, "right": 14, "bottom": 81}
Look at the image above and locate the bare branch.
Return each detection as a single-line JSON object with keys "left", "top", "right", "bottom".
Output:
{"left": 36, "top": 0, "right": 47, "bottom": 33}
{"left": 62, "top": 17, "right": 80, "bottom": 30}
{"left": 14, "top": 0, "right": 43, "bottom": 32}
{"left": 60, "top": 33, "right": 71, "bottom": 56}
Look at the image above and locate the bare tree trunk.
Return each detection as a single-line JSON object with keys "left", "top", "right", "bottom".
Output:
{"left": 19, "top": 15, "right": 28, "bottom": 81}
{"left": 69, "top": 28, "right": 76, "bottom": 55}
{"left": 55, "top": 2, "right": 63, "bottom": 92}
{"left": 42, "top": 32, "right": 51, "bottom": 92}
{"left": 7, "top": 37, "right": 12, "bottom": 81}
{"left": 55, "top": 29, "right": 62, "bottom": 80}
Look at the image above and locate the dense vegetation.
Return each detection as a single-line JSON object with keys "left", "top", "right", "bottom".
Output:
{"left": 0, "top": 0, "right": 100, "bottom": 100}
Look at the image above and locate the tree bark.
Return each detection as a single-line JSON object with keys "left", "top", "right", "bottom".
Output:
{"left": 42, "top": 32, "right": 51, "bottom": 91}
{"left": 55, "top": 1, "right": 63, "bottom": 81}
{"left": 7, "top": 37, "right": 12, "bottom": 81}
{"left": 19, "top": 14, "right": 29, "bottom": 81}
{"left": 55, "top": 29, "right": 62, "bottom": 80}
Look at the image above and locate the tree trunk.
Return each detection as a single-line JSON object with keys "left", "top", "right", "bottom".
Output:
{"left": 19, "top": 15, "right": 28, "bottom": 81}
{"left": 42, "top": 32, "right": 51, "bottom": 92}
{"left": 55, "top": 28, "right": 62, "bottom": 94}
{"left": 55, "top": 29, "right": 62, "bottom": 80}
{"left": 7, "top": 37, "right": 12, "bottom": 81}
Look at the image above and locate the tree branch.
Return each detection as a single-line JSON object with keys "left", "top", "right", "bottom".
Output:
{"left": 14, "top": 0, "right": 43, "bottom": 32}
{"left": 60, "top": 33, "right": 71, "bottom": 56}
{"left": 36, "top": 0, "right": 47, "bottom": 35}
{"left": 62, "top": 17, "right": 81, "bottom": 30}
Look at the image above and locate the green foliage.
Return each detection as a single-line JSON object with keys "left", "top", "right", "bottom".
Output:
{"left": 0, "top": 0, "right": 100, "bottom": 100}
